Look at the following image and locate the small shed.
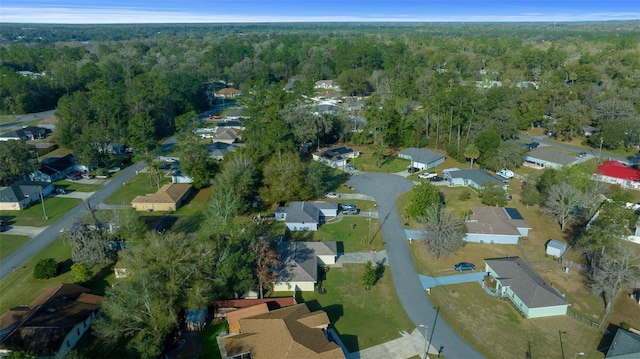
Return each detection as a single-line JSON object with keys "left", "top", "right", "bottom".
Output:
{"left": 185, "top": 309, "right": 207, "bottom": 332}
{"left": 546, "top": 239, "right": 567, "bottom": 258}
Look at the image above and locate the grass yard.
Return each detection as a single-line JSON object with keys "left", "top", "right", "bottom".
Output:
{"left": 174, "top": 187, "right": 211, "bottom": 215}
{"left": 605, "top": 290, "right": 640, "bottom": 331}
{"left": 0, "top": 235, "right": 31, "bottom": 260}
{"left": 0, "top": 238, "right": 74, "bottom": 313}
{"left": 315, "top": 216, "right": 384, "bottom": 252}
{"left": 348, "top": 147, "right": 410, "bottom": 173}
{"left": 428, "top": 283, "right": 604, "bottom": 359}
{"left": 274, "top": 263, "right": 414, "bottom": 353}
{"left": 5, "top": 197, "right": 82, "bottom": 227}
{"left": 103, "top": 172, "right": 171, "bottom": 205}
{"left": 199, "top": 320, "right": 229, "bottom": 359}
{"left": 53, "top": 181, "right": 103, "bottom": 193}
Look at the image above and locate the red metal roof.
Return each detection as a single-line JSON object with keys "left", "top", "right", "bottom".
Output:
{"left": 595, "top": 161, "right": 640, "bottom": 181}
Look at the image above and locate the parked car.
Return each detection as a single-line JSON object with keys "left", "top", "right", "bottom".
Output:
{"left": 454, "top": 262, "right": 476, "bottom": 272}
{"left": 342, "top": 208, "right": 360, "bottom": 215}
{"left": 55, "top": 188, "right": 67, "bottom": 195}
{"left": 496, "top": 169, "right": 515, "bottom": 179}
{"left": 418, "top": 172, "right": 437, "bottom": 179}
{"left": 577, "top": 151, "right": 587, "bottom": 158}
{"left": 429, "top": 176, "right": 444, "bottom": 182}
{"left": 506, "top": 193, "right": 513, "bottom": 201}
{"left": 66, "top": 173, "right": 81, "bottom": 181}
{"left": 526, "top": 142, "right": 540, "bottom": 150}
{"left": 108, "top": 167, "right": 121, "bottom": 173}
{"left": 407, "top": 167, "right": 420, "bottom": 174}
{"left": 82, "top": 173, "right": 94, "bottom": 179}
{"left": 325, "top": 192, "right": 339, "bottom": 198}
{"left": 341, "top": 204, "right": 356, "bottom": 210}
{"left": 346, "top": 164, "right": 356, "bottom": 171}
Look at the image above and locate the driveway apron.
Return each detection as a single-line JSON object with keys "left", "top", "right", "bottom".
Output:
{"left": 349, "top": 173, "right": 484, "bottom": 359}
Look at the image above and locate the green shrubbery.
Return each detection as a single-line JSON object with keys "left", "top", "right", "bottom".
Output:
{"left": 33, "top": 258, "right": 58, "bottom": 279}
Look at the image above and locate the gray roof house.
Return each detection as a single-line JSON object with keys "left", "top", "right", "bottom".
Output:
{"left": 207, "top": 142, "right": 239, "bottom": 160}
{"left": 606, "top": 329, "right": 640, "bottom": 359}
{"left": 485, "top": 257, "right": 569, "bottom": 318}
{"left": 278, "top": 201, "right": 339, "bottom": 232}
{"left": 0, "top": 126, "right": 47, "bottom": 142}
{"left": 524, "top": 148, "right": 576, "bottom": 169}
{"left": 444, "top": 169, "right": 506, "bottom": 190}
{"left": 273, "top": 241, "right": 338, "bottom": 292}
{"left": 465, "top": 206, "right": 531, "bottom": 244}
{"left": 398, "top": 148, "right": 445, "bottom": 170}
{"left": 29, "top": 154, "right": 76, "bottom": 183}
{"left": 312, "top": 146, "right": 359, "bottom": 169}
{"left": 0, "top": 181, "right": 54, "bottom": 211}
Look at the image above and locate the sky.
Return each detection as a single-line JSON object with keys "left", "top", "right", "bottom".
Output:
{"left": 1, "top": 0, "right": 639, "bottom": 24}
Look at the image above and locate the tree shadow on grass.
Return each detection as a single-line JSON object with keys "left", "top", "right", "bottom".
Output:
{"left": 327, "top": 172, "right": 352, "bottom": 192}
{"left": 89, "top": 263, "right": 116, "bottom": 296}
{"left": 57, "top": 258, "right": 74, "bottom": 275}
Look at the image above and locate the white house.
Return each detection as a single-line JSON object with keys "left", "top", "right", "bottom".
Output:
{"left": 312, "top": 146, "right": 359, "bottom": 169}
{"left": 273, "top": 241, "right": 338, "bottom": 292}
{"left": 485, "top": 257, "right": 569, "bottom": 318}
{"left": 314, "top": 80, "right": 339, "bottom": 90}
{"left": 277, "top": 201, "right": 338, "bottom": 231}
{"left": 464, "top": 206, "right": 531, "bottom": 244}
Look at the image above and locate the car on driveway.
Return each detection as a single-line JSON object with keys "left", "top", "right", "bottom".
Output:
{"left": 496, "top": 169, "right": 515, "bottom": 179}
{"left": 346, "top": 164, "right": 356, "bottom": 171}
{"left": 418, "top": 172, "right": 437, "bottom": 179}
{"left": 325, "top": 192, "right": 339, "bottom": 198}
{"left": 429, "top": 176, "right": 444, "bottom": 182}
{"left": 341, "top": 203, "right": 356, "bottom": 210}
{"left": 526, "top": 142, "right": 539, "bottom": 150}
{"left": 66, "top": 173, "right": 81, "bottom": 181}
{"left": 577, "top": 151, "right": 587, "bottom": 158}
{"left": 108, "top": 167, "right": 121, "bottom": 173}
{"left": 407, "top": 167, "right": 419, "bottom": 174}
{"left": 454, "top": 262, "right": 476, "bottom": 272}
{"left": 342, "top": 208, "right": 360, "bottom": 215}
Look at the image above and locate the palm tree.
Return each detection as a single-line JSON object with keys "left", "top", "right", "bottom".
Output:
{"left": 464, "top": 144, "right": 480, "bottom": 168}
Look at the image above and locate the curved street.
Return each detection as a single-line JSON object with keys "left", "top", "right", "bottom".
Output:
{"left": 349, "top": 172, "right": 484, "bottom": 359}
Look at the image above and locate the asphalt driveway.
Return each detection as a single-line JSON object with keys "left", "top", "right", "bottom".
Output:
{"left": 349, "top": 173, "right": 484, "bottom": 359}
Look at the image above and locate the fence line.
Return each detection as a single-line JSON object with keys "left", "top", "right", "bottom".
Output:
{"left": 567, "top": 309, "right": 599, "bottom": 329}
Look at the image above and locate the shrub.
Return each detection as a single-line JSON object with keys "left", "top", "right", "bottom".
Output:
{"left": 33, "top": 258, "right": 58, "bottom": 279}
{"left": 458, "top": 190, "right": 471, "bottom": 201}
{"left": 71, "top": 261, "right": 94, "bottom": 284}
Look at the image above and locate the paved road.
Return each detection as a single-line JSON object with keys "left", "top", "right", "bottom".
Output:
{"left": 0, "top": 109, "right": 56, "bottom": 129}
{"left": 0, "top": 163, "right": 143, "bottom": 280}
{"left": 349, "top": 173, "right": 484, "bottom": 359}
{"left": 519, "top": 134, "right": 633, "bottom": 165}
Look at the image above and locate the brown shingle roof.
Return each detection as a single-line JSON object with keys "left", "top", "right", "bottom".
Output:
{"left": 465, "top": 206, "right": 530, "bottom": 235}
{"left": 226, "top": 303, "right": 270, "bottom": 333}
{"left": 131, "top": 183, "right": 192, "bottom": 204}
{"left": 222, "top": 303, "right": 344, "bottom": 359}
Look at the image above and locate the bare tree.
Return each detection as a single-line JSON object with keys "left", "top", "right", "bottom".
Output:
{"left": 417, "top": 205, "right": 466, "bottom": 259}
{"left": 542, "top": 182, "right": 585, "bottom": 232}
{"left": 64, "top": 201, "right": 116, "bottom": 265}
{"left": 588, "top": 244, "right": 639, "bottom": 309}
{"left": 250, "top": 239, "right": 281, "bottom": 299}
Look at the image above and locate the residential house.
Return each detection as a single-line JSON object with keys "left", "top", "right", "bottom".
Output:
{"left": 225, "top": 303, "right": 270, "bottom": 333}
{"left": 171, "top": 169, "right": 194, "bottom": 184}
{"left": 312, "top": 146, "right": 359, "bottom": 169}
{"left": 97, "top": 142, "right": 125, "bottom": 155}
{"left": 0, "top": 284, "right": 103, "bottom": 357}
{"left": 594, "top": 161, "right": 640, "bottom": 191}
{"left": 398, "top": 148, "right": 446, "bottom": 170}
{"left": 215, "top": 120, "right": 245, "bottom": 130}
{"left": 216, "top": 297, "right": 297, "bottom": 317}
{"left": 220, "top": 303, "right": 345, "bottom": 359}
{"left": 212, "top": 128, "right": 242, "bottom": 144}
{"left": 29, "top": 154, "right": 75, "bottom": 183}
{"left": 0, "top": 181, "right": 53, "bottom": 211}
{"left": 524, "top": 147, "right": 576, "bottom": 169}
{"left": 581, "top": 125, "right": 599, "bottom": 137}
{"left": 516, "top": 81, "right": 539, "bottom": 89}
{"left": 314, "top": 80, "right": 339, "bottom": 90}
{"left": 277, "top": 201, "right": 338, "bottom": 231}
{"left": 0, "top": 126, "right": 47, "bottom": 142}
{"left": 444, "top": 169, "right": 506, "bottom": 190}
{"left": 606, "top": 329, "right": 640, "bottom": 358}
{"left": 273, "top": 241, "right": 338, "bottom": 292}
{"left": 207, "top": 141, "right": 239, "bottom": 160}
{"left": 464, "top": 206, "right": 531, "bottom": 244}
{"left": 130, "top": 183, "right": 192, "bottom": 211}
{"left": 214, "top": 88, "right": 242, "bottom": 98}
{"left": 485, "top": 257, "right": 569, "bottom": 318}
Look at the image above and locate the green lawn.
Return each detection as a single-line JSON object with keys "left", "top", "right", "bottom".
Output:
{"left": 103, "top": 172, "right": 171, "bottom": 205}
{"left": 54, "top": 181, "right": 102, "bottom": 193}
{"left": 0, "top": 237, "right": 74, "bottom": 313}
{"left": 0, "top": 116, "right": 19, "bottom": 126}
{"left": 315, "top": 216, "right": 384, "bottom": 252}
{"left": 0, "top": 235, "right": 31, "bottom": 260}
{"left": 349, "top": 152, "right": 409, "bottom": 173}
{"left": 429, "top": 283, "right": 603, "bottom": 359}
{"left": 4, "top": 197, "right": 82, "bottom": 227}
{"left": 200, "top": 321, "right": 229, "bottom": 359}
{"left": 274, "top": 263, "right": 414, "bottom": 353}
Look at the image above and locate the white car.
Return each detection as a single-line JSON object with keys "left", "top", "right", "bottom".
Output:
{"left": 496, "top": 169, "right": 515, "bottom": 179}
{"left": 108, "top": 167, "right": 121, "bottom": 173}
{"left": 418, "top": 172, "right": 437, "bottom": 179}
{"left": 325, "top": 192, "right": 339, "bottom": 198}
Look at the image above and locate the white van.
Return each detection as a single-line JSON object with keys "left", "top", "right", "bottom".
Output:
{"left": 496, "top": 169, "right": 515, "bottom": 179}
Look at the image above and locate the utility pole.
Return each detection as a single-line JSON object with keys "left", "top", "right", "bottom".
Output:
{"left": 39, "top": 185, "right": 48, "bottom": 220}
{"left": 368, "top": 209, "right": 372, "bottom": 245}
{"left": 598, "top": 137, "right": 604, "bottom": 164}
